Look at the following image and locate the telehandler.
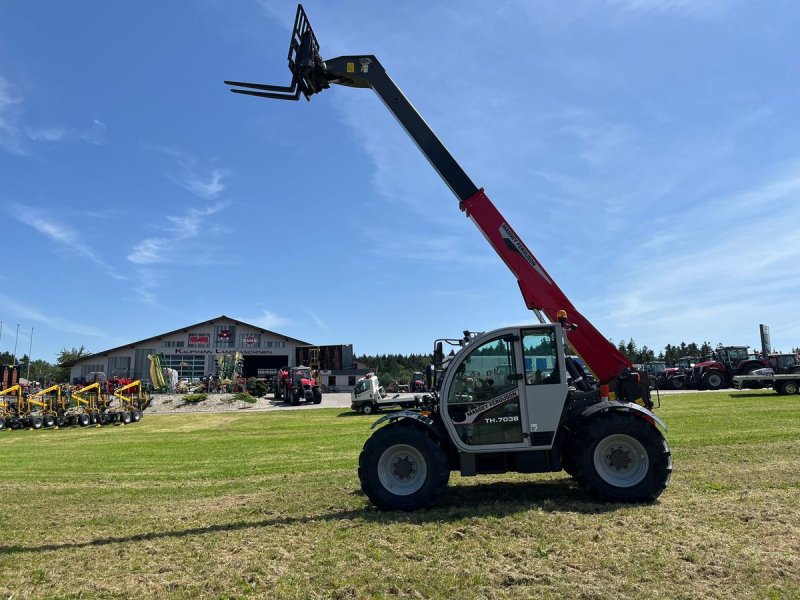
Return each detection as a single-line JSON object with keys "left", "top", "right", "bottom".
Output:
{"left": 226, "top": 5, "right": 672, "bottom": 510}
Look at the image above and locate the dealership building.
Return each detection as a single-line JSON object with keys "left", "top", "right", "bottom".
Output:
{"left": 65, "top": 315, "right": 370, "bottom": 389}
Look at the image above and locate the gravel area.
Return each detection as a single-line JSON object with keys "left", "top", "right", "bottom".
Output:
{"left": 145, "top": 392, "right": 353, "bottom": 414}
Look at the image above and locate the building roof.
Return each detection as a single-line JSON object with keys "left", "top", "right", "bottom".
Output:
{"left": 61, "top": 315, "right": 313, "bottom": 367}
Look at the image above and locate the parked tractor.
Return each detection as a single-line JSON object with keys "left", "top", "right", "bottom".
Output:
{"left": 274, "top": 366, "right": 322, "bottom": 406}
{"left": 767, "top": 353, "right": 800, "bottom": 375}
{"left": 641, "top": 362, "right": 666, "bottom": 390}
{"left": 410, "top": 371, "right": 426, "bottom": 393}
{"left": 659, "top": 356, "right": 697, "bottom": 390}
{"left": 690, "top": 346, "right": 766, "bottom": 390}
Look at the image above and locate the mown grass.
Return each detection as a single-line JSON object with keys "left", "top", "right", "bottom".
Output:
{"left": 0, "top": 391, "right": 798, "bottom": 599}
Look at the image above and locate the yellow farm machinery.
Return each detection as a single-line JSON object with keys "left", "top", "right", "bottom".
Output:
{"left": 0, "top": 380, "right": 149, "bottom": 431}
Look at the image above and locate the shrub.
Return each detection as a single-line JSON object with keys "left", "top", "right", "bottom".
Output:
{"left": 232, "top": 392, "right": 257, "bottom": 404}
{"left": 183, "top": 393, "right": 208, "bottom": 403}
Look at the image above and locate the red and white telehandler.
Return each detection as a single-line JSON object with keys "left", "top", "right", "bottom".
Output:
{"left": 225, "top": 5, "right": 672, "bottom": 510}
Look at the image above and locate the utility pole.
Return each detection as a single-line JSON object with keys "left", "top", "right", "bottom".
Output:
{"left": 26, "top": 327, "right": 34, "bottom": 382}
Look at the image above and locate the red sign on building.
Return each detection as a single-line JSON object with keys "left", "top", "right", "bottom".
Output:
{"left": 188, "top": 335, "right": 210, "bottom": 346}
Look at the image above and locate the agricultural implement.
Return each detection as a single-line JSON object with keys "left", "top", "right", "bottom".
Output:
{"left": 225, "top": 4, "right": 671, "bottom": 510}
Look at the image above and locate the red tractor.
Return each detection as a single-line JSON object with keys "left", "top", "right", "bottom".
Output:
{"left": 659, "top": 356, "right": 697, "bottom": 390}
{"left": 274, "top": 366, "right": 322, "bottom": 406}
{"left": 410, "top": 371, "right": 426, "bottom": 393}
{"left": 690, "top": 346, "right": 766, "bottom": 390}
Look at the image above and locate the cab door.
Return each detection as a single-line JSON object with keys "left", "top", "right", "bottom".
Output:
{"left": 518, "top": 327, "right": 569, "bottom": 448}
{"left": 442, "top": 331, "right": 529, "bottom": 452}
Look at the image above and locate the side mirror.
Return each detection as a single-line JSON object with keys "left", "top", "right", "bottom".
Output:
{"left": 434, "top": 342, "right": 444, "bottom": 368}
{"left": 426, "top": 364, "right": 435, "bottom": 390}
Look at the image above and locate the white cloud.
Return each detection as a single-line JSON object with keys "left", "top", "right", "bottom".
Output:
{"left": 238, "top": 309, "right": 293, "bottom": 330}
{"left": 154, "top": 145, "right": 229, "bottom": 199}
{"left": 305, "top": 309, "right": 329, "bottom": 331}
{"left": 0, "top": 294, "right": 108, "bottom": 339}
{"left": 606, "top": 0, "right": 734, "bottom": 17}
{"left": 127, "top": 201, "right": 231, "bottom": 265}
{"left": 8, "top": 204, "right": 126, "bottom": 280}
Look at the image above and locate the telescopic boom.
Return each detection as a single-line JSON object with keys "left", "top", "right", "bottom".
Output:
{"left": 225, "top": 5, "right": 641, "bottom": 394}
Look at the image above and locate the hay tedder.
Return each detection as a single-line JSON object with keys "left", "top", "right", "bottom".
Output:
{"left": 0, "top": 380, "right": 149, "bottom": 432}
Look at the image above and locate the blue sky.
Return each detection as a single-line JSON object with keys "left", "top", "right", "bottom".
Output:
{"left": 1, "top": 0, "right": 799, "bottom": 364}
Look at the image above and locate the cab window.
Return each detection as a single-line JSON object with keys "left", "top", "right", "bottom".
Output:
{"left": 447, "top": 337, "right": 522, "bottom": 445}
{"left": 522, "top": 329, "right": 560, "bottom": 385}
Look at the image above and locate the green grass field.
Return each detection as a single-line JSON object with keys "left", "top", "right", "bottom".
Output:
{"left": 1, "top": 392, "right": 798, "bottom": 599}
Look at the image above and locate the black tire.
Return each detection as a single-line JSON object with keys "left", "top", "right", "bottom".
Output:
{"left": 31, "top": 416, "right": 44, "bottom": 430}
{"left": 291, "top": 389, "right": 300, "bottom": 406}
{"left": 43, "top": 414, "right": 56, "bottom": 428}
{"left": 55, "top": 415, "right": 65, "bottom": 427}
{"left": 313, "top": 389, "right": 322, "bottom": 405}
{"left": 97, "top": 413, "right": 108, "bottom": 425}
{"left": 779, "top": 380, "right": 799, "bottom": 395}
{"left": 703, "top": 371, "right": 725, "bottom": 391}
{"left": 132, "top": 409, "right": 143, "bottom": 422}
{"left": 90, "top": 411, "right": 99, "bottom": 425}
{"left": 572, "top": 412, "right": 671, "bottom": 503}
{"left": 274, "top": 384, "right": 282, "bottom": 400}
{"left": 358, "top": 422, "right": 450, "bottom": 511}
{"left": 121, "top": 411, "right": 132, "bottom": 425}
{"left": 669, "top": 376, "right": 685, "bottom": 391}
{"left": 77, "top": 413, "right": 91, "bottom": 427}
{"left": 362, "top": 402, "right": 375, "bottom": 415}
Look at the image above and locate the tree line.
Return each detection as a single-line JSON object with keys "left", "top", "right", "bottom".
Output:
{"left": 1, "top": 346, "right": 89, "bottom": 384}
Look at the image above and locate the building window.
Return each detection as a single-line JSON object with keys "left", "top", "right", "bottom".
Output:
{"left": 328, "top": 376, "right": 336, "bottom": 386}
{"left": 240, "top": 333, "right": 261, "bottom": 348}
{"left": 162, "top": 355, "right": 206, "bottom": 381}
{"left": 215, "top": 326, "right": 236, "bottom": 348}
{"left": 162, "top": 340, "right": 185, "bottom": 348}
{"left": 348, "top": 375, "right": 356, "bottom": 386}
{"left": 188, "top": 333, "right": 210, "bottom": 348}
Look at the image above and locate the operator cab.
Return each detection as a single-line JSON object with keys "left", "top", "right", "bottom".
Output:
{"left": 439, "top": 324, "right": 568, "bottom": 452}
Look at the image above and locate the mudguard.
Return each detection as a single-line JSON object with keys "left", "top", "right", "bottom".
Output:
{"left": 581, "top": 401, "right": 668, "bottom": 432}
{"left": 370, "top": 410, "right": 434, "bottom": 430}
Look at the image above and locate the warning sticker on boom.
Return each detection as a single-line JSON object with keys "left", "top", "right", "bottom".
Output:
{"left": 499, "top": 223, "right": 552, "bottom": 284}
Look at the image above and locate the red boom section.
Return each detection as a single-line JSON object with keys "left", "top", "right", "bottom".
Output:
{"left": 461, "top": 189, "right": 632, "bottom": 385}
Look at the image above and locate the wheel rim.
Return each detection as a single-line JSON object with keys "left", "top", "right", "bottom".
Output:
{"left": 593, "top": 434, "right": 649, "bottom": 488}
{"left": 707, "top": 373, "right": 723, "bottom": 388}
{"left": 785, "top": 382, "right": 798, "bottom": 395}
{"left": 377, "top": 444, "right": 427, "bottom": 496}
{"left": 363, "top": 405, "right": 372, "bottom": 415}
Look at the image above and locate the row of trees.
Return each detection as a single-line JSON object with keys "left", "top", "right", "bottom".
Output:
{"left": 615, "top": 339, "right": 715, "bottom": 366}
{"left": 355, "top": 353, "right": 433, "bottom": 386}
{"left": 1, "top": 346, "right": 89, "bottom": 384}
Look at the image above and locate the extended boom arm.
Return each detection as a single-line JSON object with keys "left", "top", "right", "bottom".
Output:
{"left": 225, "top": 5, "right": 635, "bottom": 389}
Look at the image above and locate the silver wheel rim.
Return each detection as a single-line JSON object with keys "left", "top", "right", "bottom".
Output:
{"left": 594, "top": 434, "right": 649, "bottom": 488}
{"left": 708, "top": 373, "right": 723, "bottom": 388}
{"left": 785, "top": 382, "right": 798, "bottom": 395}
{"left": 377, "top": 444, "right": 427, "bottom": 496}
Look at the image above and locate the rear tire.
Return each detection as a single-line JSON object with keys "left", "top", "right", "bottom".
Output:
{"left": 362, "top": 403, "right": 375, "bottom": 415}
{"left": 43, "top": 414, "right": 56, "bottom": 428}
{"left": 313, "top": 389, "right": 322, "bottom": 404}
{"left": 121, "top": 411, "right": 132, "bottom": 425}
{"left": 779, "top": 380, "right": 799, "bottom": 395}
{"left": 132, "top": 409, "right": 143, "bottom": 422}
{"left": 31, "top": 416, "right": 44, "bottom": 430}
{"left": 77, "top": 413, "right": 91, "bottom": 427}
{"left": 291, "top": 389, "right": 300, "bottom": 406}
{"left": 358, "top": 422, "right": 450, "bottom": 511}
{"left": 573, "top": 412, "right": 671, "bottom": 502}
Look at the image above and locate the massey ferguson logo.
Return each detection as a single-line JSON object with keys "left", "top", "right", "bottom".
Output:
{"left": 452, "top": 389, "right": 519, "bottom": 425}
{"left": 499, "top": 223, "right": 552, "bottom": 284}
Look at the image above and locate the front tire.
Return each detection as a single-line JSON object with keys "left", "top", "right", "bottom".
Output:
{"left": 313, "top": 389, "right": 322, "bottom": 404}
{"left": 362, "top": 402, "right": 375, "bottom": 415}
{"left": 573, "top": 412, "right": 671, "bottom": 502}
{"left": 358, "top": 422, "right": 450, "bottom": 511}
{"left": 669, "top": 376, "right": 685, "bottom": 390}
{"left": 703, "top": 371, "right": 725, "bottom": 390}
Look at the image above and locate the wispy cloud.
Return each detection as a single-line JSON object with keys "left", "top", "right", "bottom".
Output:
{"left": 305, "top": 309, "right": 329, "bottom": 331}
{"left": 127, "top": 200, "right": 231, "bottom": 265}
{"left": 0, "top": 294, "right": 108, "bottom": 339}
{"left": 606, "top": 0, "right": 734, "bottom": 17}
{"left": 153, "top": 145, "right": 229, "bottom": 199}
{"left": 238, "top": 309, "right": 293, "bottom": 330}
{"left": 0, "top": 73, "right": 108, "bottom": 154}
{"left": 8, "top": 204, "right": 126, "bottom": 280}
